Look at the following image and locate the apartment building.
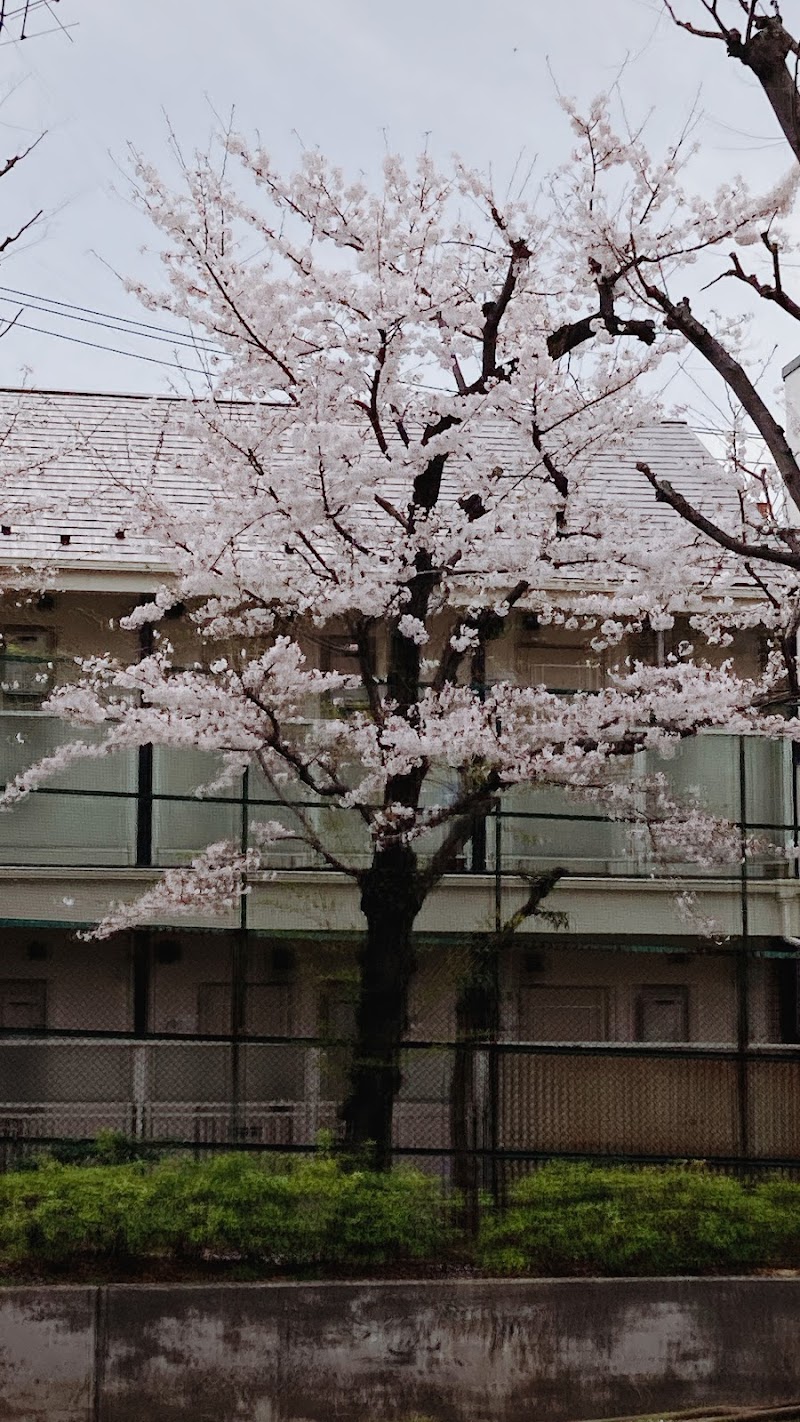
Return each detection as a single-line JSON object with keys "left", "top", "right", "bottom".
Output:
{"left": 0, "top": 388, "right": 797, "bottom": 1170}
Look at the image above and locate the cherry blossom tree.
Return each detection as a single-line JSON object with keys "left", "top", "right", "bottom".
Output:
{"left": 539, "top": 0, "right": 800, "bottom": 707}
{"left": 8, "top": 131, "right": 797, "bottom": 1167}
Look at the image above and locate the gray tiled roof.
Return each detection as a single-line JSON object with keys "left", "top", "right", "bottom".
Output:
{"left": 0, "top": 387, "right": 738, "bottom": 573}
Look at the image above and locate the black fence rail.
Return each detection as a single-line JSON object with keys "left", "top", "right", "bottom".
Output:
{"left": 2, "top": 1012, "right": 800, "bottom": 1187}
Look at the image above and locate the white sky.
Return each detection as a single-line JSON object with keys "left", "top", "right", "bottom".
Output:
{"left": 0, "top": 0, "right": 794, "bottom": 401}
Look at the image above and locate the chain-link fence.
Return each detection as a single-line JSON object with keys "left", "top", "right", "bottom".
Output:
{"left": 1, "top": 931, "right": 799, "bottom": 1189}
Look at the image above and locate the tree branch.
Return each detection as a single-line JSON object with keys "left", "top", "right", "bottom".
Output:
{"left": 636, "top": 459, "right": 800, "bottom": 569}
{"left": 665, "top": 6, "right": 800, "bottom": 168}
{"left": 708, "top": 242, "right": 800, "bottom": 326}
{"left": 254, "top": 754, "right": 360, "bottom": 879}
{"left": 432, "top": 580, "right": 529, "bottom": 693}
{"left": 640, "top": 283, "right": 800, "bottom": 513}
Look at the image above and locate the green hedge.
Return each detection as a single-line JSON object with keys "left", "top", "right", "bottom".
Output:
{"left": 478, "top": 1161, "right": 800, "bottom": 1275}
{"left": 0, "top": 1153, "right": 452, "bottom": 1269}
{"left": 3, "top": 1153, "right": 800, "bottom": 1275}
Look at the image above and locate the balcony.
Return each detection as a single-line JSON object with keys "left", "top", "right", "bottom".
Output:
{"left": 0, "top": 710, "right": 795, "bottom": 879}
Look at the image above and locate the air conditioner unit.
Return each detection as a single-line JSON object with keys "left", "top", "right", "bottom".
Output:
{"left": 270, "top": 849, "right": 317, "bottom": 869}
{"left": 0, "top": 1115, "right": 28, "bottom": 1139}
{"left": 331, "top": 686, "right": 372, "bottom": 712}
{"left": 526, "top": 659, "right": 601, "bottom": 692}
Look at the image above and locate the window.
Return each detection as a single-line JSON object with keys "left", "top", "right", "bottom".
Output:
{"left": 519, "top": 985, "right": 608, "bottom": 1042}
{"left": 635, "top": 985, "right": 689, "bottom": 1043}
{"left": 0, "top": 628, "right": 54, "bottom": 706}
{"left": 319, "top": 631, "right": 375, "bottom": 713}
{"left": 0, "top": 980, "right": 46, "bottom": 1030}
{"left": 516, "top": 644, "right": 601, "bottom": 693}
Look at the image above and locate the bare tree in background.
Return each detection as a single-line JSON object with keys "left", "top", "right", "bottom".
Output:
{"left": 0, "top": 2, "right": 78, "bottom": 335}
{"left": 0, "top": 0, "right": 76, "bottom": 48}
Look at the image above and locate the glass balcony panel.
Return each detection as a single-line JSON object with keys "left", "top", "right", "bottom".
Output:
{"left": 743, "top": 736, "right": 792, "bottom": 879}
{"left": 413, "top": 769, "right": 464, "bottom": 871}
{"left": 649, "top": 734, "right": 740, "bottom": 823}
{"left": 494, "top": 783, "right": 633, "bottom": 874}
{"left": 646, "top": 734, "right": 791, "bottom": 879}
{"left": 0, "top": 712, "right": 137, "bottom": 791}
{"left": 313, "top": 804, "right": 372, "bottom": 868}
{"left": 248, "top": 761, "right": 374, "bottom": 869}
{"left": 0, "top": 713, "right": 137, "bottom": 864}
{"left": 248, "top": 760, "right": 323, "bottom": 868}
{"left": 151, "top": 747, "right": 241, "bottom": 864}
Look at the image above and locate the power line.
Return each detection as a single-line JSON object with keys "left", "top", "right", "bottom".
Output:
{"left": 0, "top": 283, "right": 222, "bottom": 345}
{"left": 0, "top": 290, "right": 225, "bottom": 355}
{"left": 0, "top": 21, "right": 77, "bottom": 45}
{"left": 1, "top": 317, "right": 212, "bottom": 373}
{"left": 0, "top": 281, "right": 229, "bottom": 371}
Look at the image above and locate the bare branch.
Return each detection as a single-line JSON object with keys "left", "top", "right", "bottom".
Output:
{"left": 665, "top": 4, "right": 800, "bottom": 167}
{"left": 707, "top": 243, "right": 800, "bottom": 325}
{"left": 0, "top": 132, "right": 44, "bottom": 183}
{"left": 640, "top": 283, "right": 800, "bottom": 512}
{"left": 636, "top": 459, "right": 800, "bottom": 569}
{"left": 0, "top": 207, "right": 42, "bottom": 256}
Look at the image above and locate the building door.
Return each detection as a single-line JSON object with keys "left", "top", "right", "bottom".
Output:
{"left": 0, "top": 980, "right": 46, "bottom": 1029}
{"left": 635, "top": 985, "right": 689, "bottom": 1042}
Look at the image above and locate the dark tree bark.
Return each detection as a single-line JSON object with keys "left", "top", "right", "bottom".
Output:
{"left": 665, "top": 7, "right": 800, "bottom": 169}
{"left": 338, "top": 237, "right": 533, "bottom": 1168}
{"left": 340, "top": 841, "right": 423, "bottom": 1167}
{"left": 449, "top": 869, "right": 564, "bottom": 1217}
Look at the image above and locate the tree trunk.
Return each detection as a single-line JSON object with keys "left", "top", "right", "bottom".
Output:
{"left": 340, "top": 841, "right": 421, "bottom": 1168}
{"left": 450, "top": 869, "right": 564, "bottom": 1215}
{"left": 730, "top": 22, "right": 800, "bottom": 171}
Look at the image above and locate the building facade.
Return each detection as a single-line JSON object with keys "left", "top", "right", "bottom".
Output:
{"left": 0, "top": 389, "right": 798, "bottom": 1174}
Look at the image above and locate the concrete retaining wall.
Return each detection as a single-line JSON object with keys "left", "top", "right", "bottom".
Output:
{"left": 1, "top": 1277, "right": 800, "bottom": 1422}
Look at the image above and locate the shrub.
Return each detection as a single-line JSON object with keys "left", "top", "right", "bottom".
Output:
{"left": 0, "top": 1159, "right": 150, "bottom": 1264}
{"left": 0, "top": 1151, "right": 453, "bottom": 1270}
{"left": 478, "top": 1161, "right": 800, "bottom": 1275}
{"left": 137, "top": 1154, "right": 451, "bottom": 1265}
{"left": 3, "top": 1151, "right": 800, "bottom": 1277}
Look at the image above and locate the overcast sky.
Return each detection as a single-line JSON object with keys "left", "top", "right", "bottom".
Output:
{"left": 0, "top": 0, "right": 792, "bottom": 399}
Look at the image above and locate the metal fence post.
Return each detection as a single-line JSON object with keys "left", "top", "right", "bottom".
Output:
{"left": 490, "top": 804, "right": 502, "bottom": 1205}
{"left": 737, "top": 736, "right": 751, "bottom": 1165}
{"left": 230, "top": 767, "right": 250, "bottom": 1143}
